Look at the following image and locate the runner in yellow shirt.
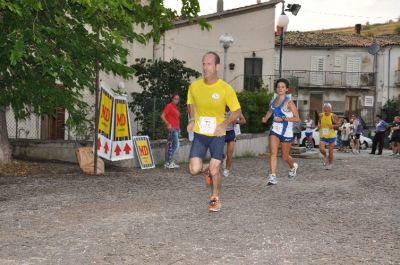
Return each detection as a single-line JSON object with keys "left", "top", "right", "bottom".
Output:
{"left": 318, "top": 103, "right": 339, "bottom": 170}
{"left": 187, "top": 51, "right": 241, "bottom": 212}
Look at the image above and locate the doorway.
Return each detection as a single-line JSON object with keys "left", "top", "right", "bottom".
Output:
{"left": 310, "top": 93, "right": 323, "bottom": 124}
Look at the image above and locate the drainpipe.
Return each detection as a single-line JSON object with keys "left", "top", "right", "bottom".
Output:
{"left": 387, "top": 46, "right": 393, "bottom": 101}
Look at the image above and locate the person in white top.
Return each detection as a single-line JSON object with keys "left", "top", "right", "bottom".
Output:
{"left": 222, "top": 106, "right": 246, "bottom": 177}
{"left": 304, "top": 114, "right": 315, "bottom": 148}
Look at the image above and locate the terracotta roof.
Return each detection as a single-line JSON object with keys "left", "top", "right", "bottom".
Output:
{"left": 174, "top": 0, "right": 281, "bottom": 28}
{"left": 276, "top": 31, "right": 400, "bottom": 48}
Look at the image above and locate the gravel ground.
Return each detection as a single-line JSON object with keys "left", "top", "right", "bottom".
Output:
{"left": 0, "top": 150, "right": 399, "bottom": 265}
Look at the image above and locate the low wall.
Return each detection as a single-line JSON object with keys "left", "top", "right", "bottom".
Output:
{"left": 11, "top": 133, "right": 269, "bottom": 168}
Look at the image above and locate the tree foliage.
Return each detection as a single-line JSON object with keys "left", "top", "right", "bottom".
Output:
{"left": 129, "top": 58, "right": 200, "bottom": 139}
{"left": 0, "top": 0, "right": 207, "bottom": 119}
{"left": 0, "top": 0, "right": 208, "bottom": 163}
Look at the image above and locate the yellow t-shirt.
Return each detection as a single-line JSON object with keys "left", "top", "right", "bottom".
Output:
{"left": 319, "top": 112, "right": 336, "bottom": 139}
{"left": 187, "top": 79, "right": 241, "bottom": 136}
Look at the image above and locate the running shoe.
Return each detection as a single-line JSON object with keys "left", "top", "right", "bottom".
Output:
{"left": 319, "top": 153, "right": 327, "bottom": 166}
{"left": 267, "top": 174, "right": 277, "bottom": 185}
{"left": 288, "top": 163, "right": 298, "bottom": 179}
{"left": 325, "top": 163, "right": 333, "bottom": 170}
{"left": 223, "top": 169, "right": 230, "bottom": 177}
{"left": 205, "top": 174, "right": 213, "bottom": 186}
{"left": 208, "top": 197, "right": 221, "bottom": 212}
{"left": 169, "top": 161, "right": 180, "bottom": 168}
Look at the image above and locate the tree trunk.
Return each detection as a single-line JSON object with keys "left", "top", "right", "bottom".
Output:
{"left": 0, "top": 109, "right": 12, "bottom": 164}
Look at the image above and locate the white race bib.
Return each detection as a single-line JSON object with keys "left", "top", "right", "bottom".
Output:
{"left": 199, "top": 116, "right": 217, "bottom": 134}
{"left": 322, "top": 128, "right": 329, "bottom": 136}
{"left": 234, "top": 124, "right": 241, "bottom": 136}
{"left": 272, "top": 122, "right": 283, "bottom": 134}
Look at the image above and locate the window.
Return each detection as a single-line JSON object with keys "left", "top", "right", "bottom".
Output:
{"left": 310, "top": 56, "right": 325, "bottom": 86}
{"left": 346, "top": 56, "right": 361, "bottom": 86}
{"left": 334, "top": 56, "right": 342, "bottom": 67}
{"left": 244, "top": 58, "right": 263, "bottom": 91}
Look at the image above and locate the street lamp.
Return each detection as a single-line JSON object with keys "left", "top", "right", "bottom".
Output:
{"left": 277, "top": 3, "right": 301, "bottom": 78}
{"left": 219, "top": 33, "right": 234, "bottom": 81}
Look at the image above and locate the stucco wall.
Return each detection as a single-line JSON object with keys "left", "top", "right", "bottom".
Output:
{"left": 155, "top": 7, "right": 276, "bottom": 91}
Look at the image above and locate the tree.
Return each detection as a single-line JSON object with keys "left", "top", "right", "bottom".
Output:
{"left": 0, "top": 0, "right": 209, "bottom": 164}
{"left": 129, "top": 58, "right": 201, "bottom": 140}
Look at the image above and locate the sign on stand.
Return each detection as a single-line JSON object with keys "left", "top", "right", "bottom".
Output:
{"left": 133, "top": 136, "right": 155, "bottom": 169}
{"left": 97, "top": 82, "right": 114, "bottom": 160}
{"left": 111, "top": 96, "right": 134, "bottom": 161}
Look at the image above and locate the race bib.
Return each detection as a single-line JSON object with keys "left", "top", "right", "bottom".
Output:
{"left": 322, "top": 128, "right": 329, "bottom": 136}
{"left": 234, "top": 124, "right": 241, "bottom": 136}
{"left": 199, "top": 116, "right": 217, "bottom": 134}
{"left": 272, "top": 122, "right": 283, "bottom": 134}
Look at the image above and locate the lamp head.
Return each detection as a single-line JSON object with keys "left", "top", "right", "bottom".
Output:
{"left": 219, "top": 33, "right": 234, "bottom": 49}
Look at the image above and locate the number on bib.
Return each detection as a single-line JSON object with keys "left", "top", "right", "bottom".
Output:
{"left": 199, "top": 116, "right": 217, "bottom": 134}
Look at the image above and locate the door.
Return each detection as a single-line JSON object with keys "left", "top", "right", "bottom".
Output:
{"left": 45, "top": 108, "right": 65, "bottom": 140}
{"left": 346, "top": 56, "right": 361, "bottom": 86}
{"left": 309, "top": 93, "right": 323, "bottom": 124}
{"left": 244, "top": 58, "right": 263, "bottom": 91}
{"left": 345, "top": 96, "right": 359, "bottom": 118}
{"left": 310, "top": 56, "right": 324, "bottom": 86}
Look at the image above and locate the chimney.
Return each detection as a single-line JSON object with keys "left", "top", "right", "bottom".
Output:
{"left": 355, "top": 24, "right": 362, "bottom": 34}
{"left": 217, "top": 0, "right": 223, "bottom": 12}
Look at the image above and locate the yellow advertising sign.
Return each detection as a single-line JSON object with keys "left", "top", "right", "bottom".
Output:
{"left": 98, "top": 89, "right": 113, "bottom": 137}
{"left": 114, "top": 99, "right": 129, "bottom": 139}
{"left": 133, "top": 136, "right": 155, "bottom": 169}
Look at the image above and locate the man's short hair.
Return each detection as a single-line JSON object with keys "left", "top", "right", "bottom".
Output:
{"left": 204, "top": 51, "right": 220, "bottom": 64}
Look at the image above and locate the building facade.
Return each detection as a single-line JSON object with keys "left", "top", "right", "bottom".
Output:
{"left": 274, "top": 31, "right": 400, "bottom": 125}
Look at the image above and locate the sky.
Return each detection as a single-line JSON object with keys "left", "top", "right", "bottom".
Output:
{"left": 164, "top": 0, "right": 400, "bottom": 31}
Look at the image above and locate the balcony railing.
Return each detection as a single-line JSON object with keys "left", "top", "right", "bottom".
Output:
{"left": 278, "top": 70, "right": 375, "bottom": 88}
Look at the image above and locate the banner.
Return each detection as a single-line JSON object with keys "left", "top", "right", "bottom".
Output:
{"left": 97, "top": 82, "right": 114, "bottom": 160}
{"left": 110, "top": 96, "right": 134, "bottom": 161}
{"left": 133, "top": 136, "right": 155, "bottom": 169}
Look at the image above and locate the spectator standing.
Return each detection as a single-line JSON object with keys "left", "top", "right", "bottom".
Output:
{"left": 161, "top": 94, "right": 181, "bottom": 169}
{"left": 370, "top": 115, "right": 389, "bottom": 155}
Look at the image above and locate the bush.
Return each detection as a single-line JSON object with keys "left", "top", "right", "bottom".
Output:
{"left": 382, "top": 98, "right": 400, "bottom": 123}
{"left": 129, "top": 58, "right": 200, "bottom": 140}
{"left": 238, "top": 89, "right": 273, "bottom": 133}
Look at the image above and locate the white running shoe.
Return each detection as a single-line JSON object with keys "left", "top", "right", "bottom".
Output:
{"left": 168, "top": 161, "right": 180, "bottom": 169}
{"left": 223, "top": 169, "right": 230, "bottom": 177}
{"left": 325, "top": 163, "right": 333, "bottom": 170}
{"left": 288, "top": 163, "right": 298, "bottom": 179}
{"left": 267, "top": 174, "right": 277, "bottom": 185}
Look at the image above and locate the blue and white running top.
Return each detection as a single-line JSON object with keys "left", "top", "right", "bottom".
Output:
{"left": 270, "top": 96, "right": 294, "bottom": 138}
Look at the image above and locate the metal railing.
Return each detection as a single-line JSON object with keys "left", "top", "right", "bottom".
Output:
{"left": 277, "top": 70, "right": 375, "bottom": 88}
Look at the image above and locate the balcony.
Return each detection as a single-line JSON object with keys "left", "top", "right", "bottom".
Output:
{"left": 278, "top": 70, "right": 375, "bottom": 89}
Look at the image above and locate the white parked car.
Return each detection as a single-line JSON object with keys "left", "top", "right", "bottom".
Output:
{"left": 299, "top": 128, "right": 372, "bottom": 149}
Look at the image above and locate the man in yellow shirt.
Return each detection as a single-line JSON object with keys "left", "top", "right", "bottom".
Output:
{"left": 187, "top": 51, "right": 241, "bottom": 212}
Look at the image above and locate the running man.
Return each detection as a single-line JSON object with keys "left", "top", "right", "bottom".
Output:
{"left": 318, "top": 103, "right": 339, "bottom": 170}
{"left": 187, "top": 51, "right": 241, "bottom": 212}
{"left": 223, "top": 106, "right": 246, "bottom": 177}
{"left": 262, "top": 78, "right": 300, "bottom": 185}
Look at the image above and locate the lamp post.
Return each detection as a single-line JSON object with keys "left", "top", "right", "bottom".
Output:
{"left": 277, "top": 11, "right": 289, "bottom": 79}
{"left": 277, "top": 3, "right": 301, "bottom": 78}
{"left": 219, "top": 33, "right": 234, "bottom": 81}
